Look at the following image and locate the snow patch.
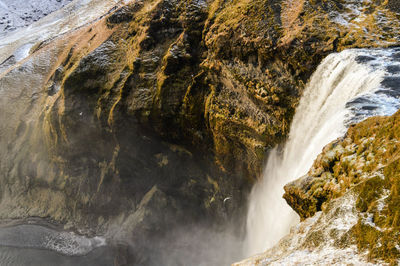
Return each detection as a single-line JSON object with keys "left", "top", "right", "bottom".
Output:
{"left": 0, "top": 0, "right": 127, "bottom": 71}
{"left": 237, "top": 192, "right": 382, "bottom": 265}
{"left": 13, "top": 43, "right": 34, "bottom": 61}
{"left": 0, "top": 0, "right": 73, "bottom": 37}
{"left": 331, "top": 0, "right": 371, "bottom": 27}
{"left": 363, "top": 213, "right": 383, "bottom": 232}
{"left": 327, "top": 196, "right": 358, "bottom": 232}
{"left": 268, "top": 246, "right": 376, "bottom": 266}
{"left": 377, "top": 189, "right": 390, "bottom": 212}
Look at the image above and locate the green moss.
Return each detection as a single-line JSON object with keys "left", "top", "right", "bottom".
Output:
{"left": 355, "top": 176, "right": 386, "bottom": 212}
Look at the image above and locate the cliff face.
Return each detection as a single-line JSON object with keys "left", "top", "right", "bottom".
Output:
{"left": 1, "top": 0, "right": 400, "bottom": 264}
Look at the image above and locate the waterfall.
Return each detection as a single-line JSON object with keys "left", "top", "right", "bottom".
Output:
{"left": 244, "top": 48, "right": 400, "bottom": 255}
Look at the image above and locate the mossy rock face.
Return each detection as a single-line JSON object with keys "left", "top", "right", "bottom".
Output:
{"left": 283, "top": 110, "right": 400, "bottom": 263}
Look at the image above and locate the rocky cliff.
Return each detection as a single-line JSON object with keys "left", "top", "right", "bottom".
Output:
{"left": 1, "top": 0, "right": 400, "bottom": 265}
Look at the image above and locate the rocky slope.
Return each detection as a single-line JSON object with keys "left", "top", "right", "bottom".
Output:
{"left": 1, "top": 0, "right": 400, "bottom": 265}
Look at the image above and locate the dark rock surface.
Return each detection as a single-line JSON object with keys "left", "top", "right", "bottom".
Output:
{"left": 388, "top": 0, "right": 400, "bottom": 12}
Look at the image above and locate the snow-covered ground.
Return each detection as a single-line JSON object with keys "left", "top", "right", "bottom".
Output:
{"left": 0, "top": 0, "right": 129, "bottom": 73}
{"left": 235, "top": 192, "right": 385, "bottom": 265}
{"left": 0, "top": 0, "right": 73, "bottom": 37}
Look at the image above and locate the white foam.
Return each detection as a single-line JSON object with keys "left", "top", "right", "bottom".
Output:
{"left": 43, "top": 232, "right": 106, "bottom": 256}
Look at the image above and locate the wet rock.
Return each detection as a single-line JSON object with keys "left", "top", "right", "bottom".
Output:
{"left": 356, "top": 55, "right": 376, "bottom": 63}
{"left": 386, "top": 64, "right": 400, "bottom": 74}
{"left": 381, "top": 76, "right": 400, "bottom": 89}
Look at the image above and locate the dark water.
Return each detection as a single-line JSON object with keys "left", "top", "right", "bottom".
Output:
{"left": 0, "top": 246, "right": 115, "bottom": 266}
{"left": 0, "top": 224, "right": 117, "bottom": 266}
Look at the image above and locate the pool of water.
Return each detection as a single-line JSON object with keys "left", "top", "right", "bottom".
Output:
{"left": 0, "top": 223, "right": 118, "bottom": 266}
{"left": 0, "top": 246, "right": 116, "bottom": 266}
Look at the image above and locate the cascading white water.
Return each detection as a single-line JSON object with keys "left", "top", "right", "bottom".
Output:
{"left": 244, "top": 48, "right": 400, "bottom": 255}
